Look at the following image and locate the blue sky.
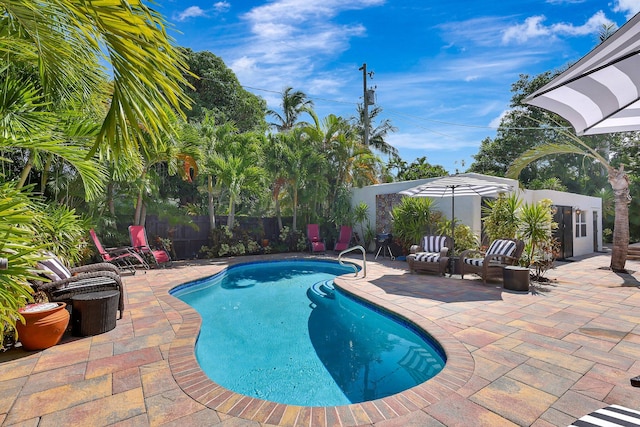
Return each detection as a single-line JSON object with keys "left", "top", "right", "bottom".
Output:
{"left": 158, "top": 0, "right": 640, "bottom": 174}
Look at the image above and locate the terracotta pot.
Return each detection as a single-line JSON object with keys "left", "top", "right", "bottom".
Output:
{"left": 16, "top": 302, "right": 70, "bottom": 351}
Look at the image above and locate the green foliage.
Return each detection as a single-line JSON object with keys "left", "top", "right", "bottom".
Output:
{"left": 181, "top": 49, "right": 267, "bottom": 132}
{"left": 353, "top": 202, "right": 371, "bottom": 246}
{"left": 33, "top": 203, "right": 90, "bottom": 265}
{"left": 517, "top": 199, "right": 558, "bottom": 278}
{"left": 200, "top": 225, "right": 262, "bottom": 258}
{"left": 0, "top": 184, "right": 46, "bottom": 344}
{"left": 482, "top": 192, "right": 522, "bottom": 242}
{"left": 527, "top": 177, "right": 567, "bottom": 191}
{"left": 435, "top": 220, "right": 479, "bottom": 255}
{"left": 393, "top": 156, "right": 448, "bottom": 181}
{"left": 391, "top": 197, "right": 441, "bottom": 252}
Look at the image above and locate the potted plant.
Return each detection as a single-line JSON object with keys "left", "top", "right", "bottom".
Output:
{"left": 16, "top": 302, "right": 70, "bottom": 351}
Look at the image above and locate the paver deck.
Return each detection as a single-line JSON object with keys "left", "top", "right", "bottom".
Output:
{"left": 1, "top": 252, "right": 639, "bottom": 426}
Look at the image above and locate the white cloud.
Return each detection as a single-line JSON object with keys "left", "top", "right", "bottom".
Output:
{"left": 175, "top": 2, "right": 231, "bottom": 22}
{"left": 613, "top": 0, "right": 640, "bottom": 18}
{"left": 489, "top": 110, "right": 509, "bottom": 128}
{"left": 214, "top": 2, "right": 231, "bottom": 13}
{"left": 176, "top": 6, "right": 207, "bottom": 22}
{"left": 502, "top": 11, "right": 614, "bottom": 44}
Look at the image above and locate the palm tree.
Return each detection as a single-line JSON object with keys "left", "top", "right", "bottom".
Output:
{"left": 1, "top": 0, "right": 191, "bottom": 157}
{"left": 194, "top": 115, "right": 238, "bottom": 229}
{"left": 209, "top": 133, "right": 265, "bottom": 229}
{"left": 353, "top": 105, "right": 398, "bottom": 157}
{"left": 267, "top": 87, "right": 314, "bottom": 132}
{"left": 507, "top": 130, "right": 630, "bottom": 272}
{"left": 0, "top": 74, "right": 105, "bottom": 199}
{"left": 132, "top": 114, "right": 198, "bottom": 225}
{"left": 275, "top": 129, "right": 325, "bottom": 231}
{"left": 263, "top": 134, "right": 289, "bottom": 231}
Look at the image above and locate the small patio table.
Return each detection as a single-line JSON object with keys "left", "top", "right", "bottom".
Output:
{"left": 71, "top": 290, "right": 120, "bottom": 336}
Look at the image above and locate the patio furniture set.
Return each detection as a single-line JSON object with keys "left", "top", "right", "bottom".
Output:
{"left": 407, "top": 235, "right": 527, "bottom": 289}
{"left": 17, "top": 226, "right": 173, "bottom": 350}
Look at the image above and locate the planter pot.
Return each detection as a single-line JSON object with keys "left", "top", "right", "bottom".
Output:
{"left": 16, "top": 302, "right": 70, "bottom": 351}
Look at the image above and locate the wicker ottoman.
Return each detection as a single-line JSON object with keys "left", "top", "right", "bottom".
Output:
{"left": 71, "top": 290, "right": 120, "bottom": 336}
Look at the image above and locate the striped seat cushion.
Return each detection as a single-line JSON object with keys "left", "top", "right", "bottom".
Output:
{"left": 570, "top": 404, "right": 640, "bottom": 426}
{"left": 422, "top": 236, "right": 447, "bottom": 253}
{"left": 414, "top": 253, "right": 440, "bottom": 263}
{"left": 37, "top": 254, "right": 72, "bottom": 281}
{"left": 463, "top": 257, "right": 484, "bottom": 267}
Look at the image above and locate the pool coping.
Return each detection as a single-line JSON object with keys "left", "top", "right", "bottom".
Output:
{"left": 160, "top": 255, "right": 474, "bottom": 426}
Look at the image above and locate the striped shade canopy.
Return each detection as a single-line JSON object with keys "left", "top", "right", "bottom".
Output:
{"left": 399, "top": 175, "right": 512, "bottom": 199}
{"left": 399, "top": 175, "right": 512, "bottom": 252}
{"left": 525, "top": 12, "right": 640, "bottom": 136}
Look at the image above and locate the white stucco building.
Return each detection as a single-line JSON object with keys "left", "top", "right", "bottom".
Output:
{"left": 350, "top": 173, "right": 602, "bottom": 259}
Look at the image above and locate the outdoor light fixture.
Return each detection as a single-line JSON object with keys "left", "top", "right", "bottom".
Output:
{"left": 575, "top": 208, "right": 582, "bottom": 215}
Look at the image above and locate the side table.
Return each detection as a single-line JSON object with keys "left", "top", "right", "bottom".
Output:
{"left": 71, "top": 290, "right": 120, "bottom": 336}
{"left": 503, "top": 266, "right": 530, "bottom": 292}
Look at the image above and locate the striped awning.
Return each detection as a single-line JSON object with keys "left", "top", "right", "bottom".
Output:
{"left": 399, "top": 175, "right": 512, "bottom": 199}
{"left": 525, "top": 12, "right": 640, "bottom": 136}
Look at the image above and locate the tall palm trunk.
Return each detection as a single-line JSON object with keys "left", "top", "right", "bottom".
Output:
{"left": 292, "top": 183, "right": 299, "bottom": 231}
{"left": 227, "top": 196, "right": 236, "bottom": 230}
{"left": 16, "top": 150, "right": 36, "bottom": 189}
{"left": 608, "top": 165, "right": 630, "bottom": 271}
{"left": 207, "top": 175, "right": 216, "bottom": 229}
{"left": 107, "top": 182, "right": 115, "bottom": 215}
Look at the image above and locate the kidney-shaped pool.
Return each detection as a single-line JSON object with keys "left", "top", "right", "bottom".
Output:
{"left": 171, "top": 260, "right": 446, "bottom": 406}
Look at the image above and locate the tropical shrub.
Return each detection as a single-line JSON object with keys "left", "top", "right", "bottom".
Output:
{"left": 517, "top": 199, "right": 558, "bottom": 279}
{"left": 436, "top": 219, "right": 479, "bottom": 255}
{"left": 482, "top": 192, "right": 522, "bottom": 242}
{"left": 391, "top": 197, "right": 441, "bottom": 252}
{"left": 0, "top": 184, "right": 46, "bottom": 345}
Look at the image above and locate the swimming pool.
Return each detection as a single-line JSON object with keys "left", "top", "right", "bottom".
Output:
{"left": 171, "top": 260, "right": 446, "bottom": 406}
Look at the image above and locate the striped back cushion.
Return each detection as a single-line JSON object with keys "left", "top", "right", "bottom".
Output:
{"left": 37, "top": 254, "right": 72, "bottom": 281}
{"left": 423, "top": 235, "right": 446, "bottom": 253}
{"left": 487, "top": 239, "right": 517, "bottom": 257}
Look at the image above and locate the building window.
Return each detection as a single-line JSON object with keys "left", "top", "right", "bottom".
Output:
{"left": 575, "top": 210, "right": 587, "bottom": 238}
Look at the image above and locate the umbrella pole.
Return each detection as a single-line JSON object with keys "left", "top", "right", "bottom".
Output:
{"left": 451, "top": 186, "right": 455, "bottom": 254}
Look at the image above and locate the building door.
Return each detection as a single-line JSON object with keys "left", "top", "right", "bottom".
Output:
{"left": 553, "top": 206, "right": 573, "bottom": 260}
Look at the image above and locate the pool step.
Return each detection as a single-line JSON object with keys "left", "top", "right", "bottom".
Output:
{"left": 307, "top": 280, "right": 336, "bottom": 305}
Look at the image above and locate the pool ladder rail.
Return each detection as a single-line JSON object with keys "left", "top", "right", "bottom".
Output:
{"left": 337, "top": 245, "right": 366, "bottom": 278}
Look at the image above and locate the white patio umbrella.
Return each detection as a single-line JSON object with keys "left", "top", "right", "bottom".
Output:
{"left": 399, "top": 174, "right": 512, "bottom": 251}
{"left": 524, "top": 12, "right": 640, "bottom": 135}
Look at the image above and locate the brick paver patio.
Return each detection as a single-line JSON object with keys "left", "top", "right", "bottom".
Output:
{"left": 1, "top": 252, "right": 638, "bottom": 426}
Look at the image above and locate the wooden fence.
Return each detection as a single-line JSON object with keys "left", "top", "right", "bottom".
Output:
{"left": 144, "top": 215, "right": 287, "bottom": 260}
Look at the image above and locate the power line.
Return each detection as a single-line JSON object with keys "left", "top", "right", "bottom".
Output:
{"left": 240, "top": 83, "right": 568, "bottom": 132}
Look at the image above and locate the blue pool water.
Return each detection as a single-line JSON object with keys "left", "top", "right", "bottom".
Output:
{"left": 171, "top": 260, "right": 446, "bottom": 406}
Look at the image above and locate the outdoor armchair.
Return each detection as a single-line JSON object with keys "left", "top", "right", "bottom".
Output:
{"left": 33, "top": 255, "right": 125, "bottom": 319}
{"left": 460, "top": 238, "right": 524, "bottom": 284}
{"left": 407, "top": 235, "right": 452, "bottom": 276}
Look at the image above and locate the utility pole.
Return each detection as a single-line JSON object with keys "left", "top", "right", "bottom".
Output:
{"left": 359, "top": 63, "right": 374, "bottom": 146}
